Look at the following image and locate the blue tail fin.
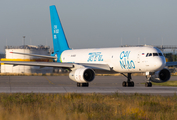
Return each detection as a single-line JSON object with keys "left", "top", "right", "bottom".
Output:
{"left": 50, "top": 5, "right": 70, "bottom": 53}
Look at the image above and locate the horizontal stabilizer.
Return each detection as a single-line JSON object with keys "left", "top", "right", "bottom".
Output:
{"left": 10, "top": 52, "right": 57, "bottom": 59}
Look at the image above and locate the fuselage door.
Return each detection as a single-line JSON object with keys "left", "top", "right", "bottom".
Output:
{"left": 137, "top": 52, "right": 146, "bottom": 72}
{"left": 137, "top": 52, "right": 141, "bottom": 63}
{"left": 145, "top": 53, "right": 151, "bottom": 71}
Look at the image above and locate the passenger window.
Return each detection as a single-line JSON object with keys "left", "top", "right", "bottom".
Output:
{"left": 146, "top": 53, "right": 149, "bottom": 57}
{"left": 159, "top": 53, "right": 163, "bottom": 56}
{"left": 149, "top": 53, "right": 152, "bottom": 56}
{"left": 153, "top": 53, "right": 158, "bottom": 56}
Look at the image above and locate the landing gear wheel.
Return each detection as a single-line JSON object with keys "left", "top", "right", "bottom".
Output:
{"left": 145, "top": 82, "right": 148, "bottom": 87}
{"left": 127, "top": 82, "right": 131, "bottom": 87}
{"left": 77, "top": 83, "right": 80, "bottom": 87}
{"left": 77, "top": 83, "right": 89, "bottom": 87}
{"left": 122, "top": 81, "right": 126, "bottom": 87}
{"left": 145, "top": 82, "right": 152, "bottom": 87}
{"left": 122, "top": 81, "right": 134, "bottom": 87}
{"left": 127, "top": 81, "right": 134, "bottom": 87}
{"left": 131, "top": 81, "right": 134, "bottom": 87}
{"left": 149, "top": 82, "right": 152, "bottom": 87}
{"left": 121, "top": 73, "right": 134, "bottom": 87}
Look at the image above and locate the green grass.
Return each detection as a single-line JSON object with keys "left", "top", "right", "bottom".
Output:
{"left": 152, "top": 81, "right": 177, "bottom": 87}
{"left": 0, "top": 93, "right": 176, "bottom": 120}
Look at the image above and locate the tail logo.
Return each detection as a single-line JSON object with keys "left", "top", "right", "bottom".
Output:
{"left": 53, "top": 25, "right": 59, "bottom": 39}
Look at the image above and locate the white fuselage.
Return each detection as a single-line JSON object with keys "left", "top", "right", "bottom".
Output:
{"left": 61, "top": 46, "right": 166, "bottom": 73}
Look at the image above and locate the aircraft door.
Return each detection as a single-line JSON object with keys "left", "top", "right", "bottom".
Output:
{"left": 145, "top": 53, "right": 150, "bottom": 71}
{"left": 137, "top": 52, "right": 140, "bottom": 63}
{"left": 137, "top": 51, "right": 145, "bottom": 72}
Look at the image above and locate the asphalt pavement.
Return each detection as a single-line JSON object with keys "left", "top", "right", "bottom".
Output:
{"left": 0, "top": 76, "right": 176, "bottom": 95}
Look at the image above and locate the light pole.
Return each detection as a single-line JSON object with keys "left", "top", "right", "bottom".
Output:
{"left": 23, "top": 36, "right": 25, "bottom": 46}
{"left": 23, "top": 36, "right": 25, "bottom": 73}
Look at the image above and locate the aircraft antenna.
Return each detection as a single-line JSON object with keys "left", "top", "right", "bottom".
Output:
{"left": 138, "top": 37, "right": 140, "bottom": 45}
{"left": 121, "top": 37, "right": 122, "bottom": 46}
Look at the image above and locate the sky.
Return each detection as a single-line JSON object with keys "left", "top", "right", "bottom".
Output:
{"left": 0, "top": 0, "right": 177, "bottom": 53}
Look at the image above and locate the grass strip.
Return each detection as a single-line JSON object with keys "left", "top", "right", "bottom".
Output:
{"left": 0, "top": 93, "right": 176, "bottom": 120}
{"left": 152, "top": 81, "right": 177, "bottom": 87}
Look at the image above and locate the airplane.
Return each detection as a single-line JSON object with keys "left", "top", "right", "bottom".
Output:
{"left": 1, "top": 5, "right": 177, "bottom": 87}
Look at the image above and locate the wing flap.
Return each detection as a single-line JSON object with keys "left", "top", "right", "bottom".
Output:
{"left": 76, "top": 63, "right": 111, "bottom": 71}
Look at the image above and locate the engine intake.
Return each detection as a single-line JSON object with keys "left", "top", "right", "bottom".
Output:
{"left": 151, "top": 68, "right": 171, "bottom": 83}
{"left": 69, "top": 68, "right": 95, "bottom": 83}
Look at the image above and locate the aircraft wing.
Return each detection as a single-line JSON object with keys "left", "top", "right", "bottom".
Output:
{"left": 0, "top": 61, "right": 73, "bottom": 68}
{"left": 166, "top": 62, "right": 177, "bottom": 66}
{"left": 74, "top": 63, "right": 111, "bottom": 71}
{"left": 0, "top": 61, "right": 111, "bottom": 71}
{"left": 10, "top": 52, "right": 57, "bottom": 59}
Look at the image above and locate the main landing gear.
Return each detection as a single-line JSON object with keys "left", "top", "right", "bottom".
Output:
{"left": 145, "top": 75, "right": 152, "bottom": 87}
{"left": 77, "top": 83, "right": 89, "bottom": 87}
{"left": 122, "top": 73, "right": 134, "bottom": 87}
{"left": 121, "top": 73, "right": 153, "bottom": 87}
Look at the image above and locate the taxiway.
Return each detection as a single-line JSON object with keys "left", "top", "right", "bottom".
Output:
{"left": 0, "top": 76, "right": 176, "bottom": 95}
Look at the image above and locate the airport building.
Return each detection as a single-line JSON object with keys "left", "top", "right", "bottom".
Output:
{"left": 1, "top": 45, "right": 53, "bottom": 73}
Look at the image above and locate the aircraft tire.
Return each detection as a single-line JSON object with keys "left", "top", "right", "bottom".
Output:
{"left": 83, "top": 83, "right": 89, "bottom": 87}
{"left": 77, "top": 83, "right": 81, "bottom": 87}
{"left": 145, "top": 82, "right": 148, "bottom": 87}
{"left": 77, "top": 83, "right": 89, "bottom": 87}
{"left": 149, "top": 82, "right": 152, "bottom": 87}
{"left": 130, "top": 81, "right": 134, "bottom": 87}
{"left": 128, "top": 81, "right": 134, "bottom": 87}
{"left": 122, "top": 81, "right": 126, "bottom": 87}
{"left": 145, "top": 82, "right": 152, "bottom": 87}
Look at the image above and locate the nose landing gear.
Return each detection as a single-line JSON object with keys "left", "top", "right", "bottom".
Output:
{"left": 122, "top": 73, "right": 134, "bottom": 87}
{"left": 145, "top": 82, "right": 152, "bottom": 87}
{"left": 145, "top": 75, "right": 152, "bottom": 87}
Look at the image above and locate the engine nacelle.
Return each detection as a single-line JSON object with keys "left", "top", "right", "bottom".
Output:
{"left": 69, "top": 68, "right": 95, "bottom": 83}
{"left": 151, "top": 68, "right": 171, "bottom": 83}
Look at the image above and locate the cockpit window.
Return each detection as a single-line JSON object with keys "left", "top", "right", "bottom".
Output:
{"left": 153, "top": 53, "right": 158, "bottom": 56}
{"left": 146, "top": 53, "right": 163, "bottom": 57}
{"left": 159, "top": 53, "right": 163, "bottom": 56}
{"left": 146, "top": 53, "right": 149, "bottom": 57}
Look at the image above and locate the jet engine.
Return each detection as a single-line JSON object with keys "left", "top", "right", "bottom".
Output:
{"left": 151, "top": 68, "right": 171, "bottom": 83}
{"left": 69, "top": 68, "right": 95, "bottom": 83}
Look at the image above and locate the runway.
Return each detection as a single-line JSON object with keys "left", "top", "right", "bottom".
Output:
{"left": 0, "top": 76, "right": 177, "bottom": 95}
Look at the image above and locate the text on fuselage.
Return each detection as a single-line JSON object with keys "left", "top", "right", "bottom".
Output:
{"left": 87, "top": 52, "right": 103, "bottom": 62}
{"left": 120, "top": 51, "right": 135, "bottom": 69}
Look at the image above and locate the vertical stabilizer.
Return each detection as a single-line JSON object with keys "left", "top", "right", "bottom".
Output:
{"left": 50, "top": 5, "right": 70, "bottom": 53}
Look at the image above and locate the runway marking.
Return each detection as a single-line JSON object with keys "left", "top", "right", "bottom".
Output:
{"left": 63, "top": 87, "right": 68, "bottom": 92}
{"left": 44, "top": 76, "right": 54, "bottom": 85}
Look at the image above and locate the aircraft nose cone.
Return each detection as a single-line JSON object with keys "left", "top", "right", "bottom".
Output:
{"left": 155, "top": 58, "right": 166, "bottom": 70}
